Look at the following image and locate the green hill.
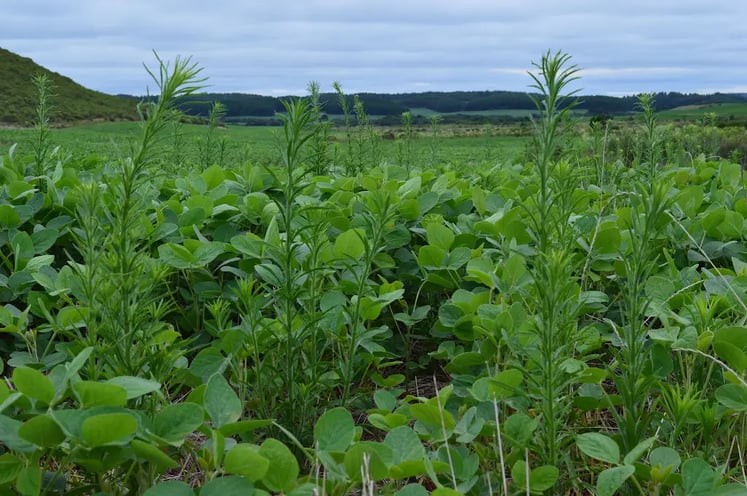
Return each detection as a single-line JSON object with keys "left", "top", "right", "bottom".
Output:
{"left": 0, "top": 47, "right": 138, "bottom": 126}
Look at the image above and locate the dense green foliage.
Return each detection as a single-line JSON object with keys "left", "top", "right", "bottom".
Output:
{"left": 0, "top": 48, "right": 138, "bottom": 125}
{"left": 1, "top": 51, "right": 747, "bottom": 495}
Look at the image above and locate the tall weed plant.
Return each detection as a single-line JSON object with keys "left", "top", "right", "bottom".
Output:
{"left": 521, "top": 50, "right": 583, "bottom": 473}
{"left": 70, "top": 53, "right": 206, "bottom": 380}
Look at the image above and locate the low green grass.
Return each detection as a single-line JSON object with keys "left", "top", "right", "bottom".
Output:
{"left": 409, "top": 107, "right": 589, "bottom": 118}
{"left": 0, "top": 121, "right": 529, "bottom": 167}
{"left": 658, "top": 102, "right": 747, "bottom": 120}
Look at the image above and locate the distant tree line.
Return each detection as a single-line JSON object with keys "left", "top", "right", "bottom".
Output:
{"left": 164, "top": 90, "right": 747, "bottom": 124}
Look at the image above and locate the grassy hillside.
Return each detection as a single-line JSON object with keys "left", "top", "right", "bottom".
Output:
{"left": 658, "top": 102, "right": 747, "bottom": 123}
{"left": 0, "top": 47, "right": 138, "bottom": 125}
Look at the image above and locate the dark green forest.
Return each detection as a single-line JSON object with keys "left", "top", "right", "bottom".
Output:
{"left": 172, "top": 89, "right": 747, "bottom": 124}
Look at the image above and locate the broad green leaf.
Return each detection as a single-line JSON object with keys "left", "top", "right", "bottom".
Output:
{"left": 254, "top": 263, "right": 283, "bottom": 287}
{"left": 410, "top": 403, "right": 455, "bottom": 430}
{"left": 384, "top": 225, "right": 411, "bottom": 249}
{"left": 713, "top": 326, "right": 747, "bottom": 372}
{"left": 472, "top": 369, "right": 524, "bottom": 401}
{"left": 529, "top": 465, "right": 560, "bottom": 492}
{"left": 18, "top": 415, "right": 65, "bottom": 447}
{"left": 55, "top": 305, "right": 87, "bottom": 329}
{"left": 64, "top": 347, "right": 94, "bottom": 382}
{"left": 205, "top": 375, "right": 242, "bottom": 429}
{"left": 733, "top": 257, "right": 747, "bottom": 276}
{"left": 49, "top": 408, "right": 103, "bottom": 439}
{"left": 446, "top": 352, "right": 484, "bottom": 374}
{"left": 0, "top": 205, "right": 20, "bottom": 228}
{"left": 681, "top": 458, "right": 716, "bottom": 495}
{"left": 511, "top": 461, "right": 528, "bottom": 490}
{"left": 258, "top": 438, "right": 298, "bottom": 492}
{"left": 0, "top": 453, "right": 22, "bottom": 484}
{"left": 73, "top": 381, "right": 127, "bottom": 408}
{"left": 490, "top": 368, "right": 523, "bottom": 400}
{"left": 25, "top": 255, "right": 54, "bottom": 272}
{"left": 131, "top": 439, "right": 179, "bottom": 470}
{"left": 597, "top": 465, "right": 635, "bottom": 496}
{"left": 106, "top": 376, "right": 161, "bottom": 400}
{"left": 446, "top": 246, "right": 471, "bottom": 270}
{"left": 368, "top": 412, "right": 409, "bottom": 430}
{"left": 334, "top": 229, "right": 366, "bottom": 259}
{"left": 16, "top": 465, "right": 40, "bottom": 496}
{"left": 503, "top": 413, "right": 539, "bottom": 449}
{"left": 230, "top": 233, "right": 264, "bottom": 259}
{"left": 714, "top": 326, "right": 747, "bottom": 349}
{"left": 0, "top": 382, "right": 9, "bottom": 406}
{"left": 438, "top": 304, "right": 464, "bottom": 327}
{"left": 418, "top": 245, "right": 447, "bottom": 269}
{"left": 0, "top": 415, "right": 36, "bottom": 452}
{"left": 224, "top": 444, "right": 269, "bottom": 481}
{"left": 12, "top": 367, "right": 55, "bottom": 404}
{"left": 11, "top": 232, "right": 34, "bottom": 264}
{"left": 454, "top": 406, "right": 484, "bottom": 444}
{"left": 202, "top": 165, "right": 226, "bottom": 189}
{"left": 373, "top": 389, "right": 397, "bottom": 412}
{"left": 314, "top": 407, "right": 355, "bottom": 452}
{"left": 623, "top": 436, "right": 656, "bottom": 465}
{"left": 395, "top": 484, "right": 429, "bottom": 496}
{"left": 344, "top": 442, "right": 392, "bottom": 482}
{"left": 426, "top": 223, "right": 454, "bottom": 250}
{"left": 715, "top": 384, "right": 747, "bottom": 410}
{"left": 716, "top": 484, "right": 747, "bottom": 495}
{"left": 512, "top": 461, "right": 559, "bottom": 493}
{"left": 576, "top": 432, "right": 620, "bottom": 464}
{"left": 199, "top": 476, "right": 254, "bottom": 496}
{"left": 397, "top": 176, "right": 421, "bottom": 198}
{"left": 419, "top": 191, "right": 441, "bottom": 214}
{"left": 385, "top": 426, "right": 425, "bottom": 464}
{"left": 81, "top": 412, "right": 137, "bottom": 447}
{"left": 398, "top": 199, "right": 420, "bottom": 220}
{"left": 390, "top": 460, "right": 435, "bottom": 479}
{"left": 191, "top": 241, "right": 225, "bottom": 267}
{"left": 143, "top": 481, "right": 194, "bottom": 496}
{"left": 154, "top": 403, "right": 205, "bottom": 445}
{"left": 189, "top": 348, "right": 229, "bottom": 381}
{"left": 650, "top": 447, "right": 681, "bottom": 471}
{"left": 676, "top": 185, "right": 704, "bottom": 217}
{"left": 159, "top": 242, "right": 194, "bottom": 265}
{"left": 431, "top": 489, "right": 462, "bottom": 496}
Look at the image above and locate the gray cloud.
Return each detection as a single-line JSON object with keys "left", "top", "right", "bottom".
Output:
{"left": 2, "top": 0, "right": 746, "bottom": 96}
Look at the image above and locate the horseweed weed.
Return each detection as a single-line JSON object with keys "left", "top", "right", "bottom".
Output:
{"left": 0, "top": 50, "right": 746, "bottom": 495}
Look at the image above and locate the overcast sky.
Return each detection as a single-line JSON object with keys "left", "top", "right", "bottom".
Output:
{"left": 3, "top": 0, "right": 746, "bottom": 97}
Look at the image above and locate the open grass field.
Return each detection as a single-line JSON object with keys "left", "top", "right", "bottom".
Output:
{"left": 0, "top": 120, "right": 530, "bottom": 169}
{"left": 658, "top": 102, "right": 747, "bottom": 121}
